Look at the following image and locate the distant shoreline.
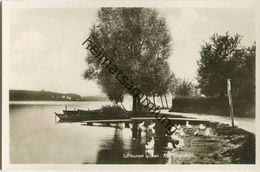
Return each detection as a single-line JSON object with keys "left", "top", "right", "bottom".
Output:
{"left": 9, "top": 100, "right": 111, "bottom": 106}
{"left": 9, "top": 100, "right": 109, "bottom": 102}
{"left": 9, "top": 89, "right": 108, "bottom": 102}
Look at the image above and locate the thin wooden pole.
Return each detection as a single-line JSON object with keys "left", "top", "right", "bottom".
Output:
{"left": 65, "top": 105, "right": 67, "bottom": 116}
{"left": 227, "top": 79, "right": 234, "bottom": 128}
{"left": 164, "top": 94, "right": 169, "bottom": 108}
{"left": 160, "top": 96, "right": 165, "bottom": 108}
{"left": 120, "top": 102, "right": 127, "bottom": 112}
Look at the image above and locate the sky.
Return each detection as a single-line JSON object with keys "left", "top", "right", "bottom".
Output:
{"left": 8, "top": 7, "right": 255, "bottom": 96}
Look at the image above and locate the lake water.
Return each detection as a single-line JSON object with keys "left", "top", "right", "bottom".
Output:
{"left": 9, "top": 101, "right": 174, "bottom": 164}
{"left": 9, "top": 101, "right": 255, "bottom": 164}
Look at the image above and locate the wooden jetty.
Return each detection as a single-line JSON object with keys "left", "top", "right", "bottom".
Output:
{"left": 81, "top": 117, "right": 207, "bottom": 126}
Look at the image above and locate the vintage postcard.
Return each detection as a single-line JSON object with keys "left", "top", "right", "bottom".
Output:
{"left": 1, "top": 0, "right": 260, "bottom": 171}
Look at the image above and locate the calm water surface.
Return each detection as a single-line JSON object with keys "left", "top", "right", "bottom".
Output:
{"left": 10, "top": 101, "right": 171, "bottom": 164}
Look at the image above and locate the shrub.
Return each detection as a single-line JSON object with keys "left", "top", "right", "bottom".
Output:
{"left": 170, "top": 96, "right": 255, "bottom": 118}
{"left": 100, "top": 105, "right": 128, "bottom": 118}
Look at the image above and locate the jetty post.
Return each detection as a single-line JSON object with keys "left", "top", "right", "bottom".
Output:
{"left": 132, "top": 120, "right": 138, "bottom": 138}
{"left": 227, "top": 79, "right": 234, "bottom": 128}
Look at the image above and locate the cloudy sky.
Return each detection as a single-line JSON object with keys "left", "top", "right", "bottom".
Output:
{"left": 8, "top": 7, "right": 255, "bottom": 96}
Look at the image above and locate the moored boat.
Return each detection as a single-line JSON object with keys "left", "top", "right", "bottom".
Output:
{"left": 55, "top": 108, "right": 101, "bottom": 121}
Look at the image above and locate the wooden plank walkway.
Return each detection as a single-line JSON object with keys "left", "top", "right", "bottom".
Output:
{"left": 132, "top": 117, "right": 206, "bottom": 122}
{"left": 82, "top": 117, "right": 207, "bottom": 124}
{"left": 82, "top": 119, "right": 131, "bottom": 123}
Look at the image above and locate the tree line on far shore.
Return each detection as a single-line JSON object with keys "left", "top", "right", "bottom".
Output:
{"left": 9, "top": 90, "right": 108, "bottom": 101}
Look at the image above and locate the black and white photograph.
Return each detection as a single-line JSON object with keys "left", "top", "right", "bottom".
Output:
{"left": 1, "top": 0, "right": 259, "bottom": 170}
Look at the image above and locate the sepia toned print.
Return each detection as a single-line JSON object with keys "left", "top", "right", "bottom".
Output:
{"left": 2, "top": 0, "right": 259, "bottom": 169}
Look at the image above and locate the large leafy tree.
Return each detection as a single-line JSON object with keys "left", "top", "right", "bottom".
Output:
{"left": 234, "top": 43, "right": 255, "bottom": 101}
{"left": 84, "top": 8, "right": 173, "bottom": 113}
{"left": 154, "top": 61, "right": 175, "bottom": 108}
{"left": 197, "top": 32, "right": 255, "bottom": 100}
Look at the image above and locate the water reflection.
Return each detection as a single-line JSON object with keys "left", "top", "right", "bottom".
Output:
{"left": 10, "top": 103, "right": 195, "bottom": 164}
{"left": 92, "top": 124, "right": 172, "bottom": 164}
{"left": 95, "top": 128, "right": 125, "bottom": 164}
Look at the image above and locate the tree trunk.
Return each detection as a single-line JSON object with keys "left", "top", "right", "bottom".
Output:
{"left": 160, "top": 95, "right": 165, "bottom": 108}
{"left": 120, "top": 102, "right": 127, "bottom": 112}
{"left": 132, "top": 121, "right": 138, "bottom": 138}
{"left": 137, "top": 96, "right": 142, "bottom": 113}
{"left": 164, "top": 94, "right": 169, "bottom": 108}
{"left": 132, "top": 96, "right": 140, "bottom": 138}
{"left": 153, "top": 95, "right": 156, "bottom": 106}
{"left": 132, "top": 95, "right": 138, "bottom": 115}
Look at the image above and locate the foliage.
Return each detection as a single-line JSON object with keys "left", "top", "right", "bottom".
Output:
{"left": 170, "top": 97, "right": 255, "bottom": 118}
{"left": 100, "top": 105, "right": 128, "bottom": 118}
{"left": 197, "top": 32, "right": 255, "bottom": 101}
{"left": 172, "top": 78, "right": 196, "bottom": 97}
{"left": 155, "top": 62, "right": 175, "bottom": 97}
{"left": 84, "top": 8, "right": 174, "bottom": 111}
{"left": 233, "top": 43, "right": 255, "bottom": 101}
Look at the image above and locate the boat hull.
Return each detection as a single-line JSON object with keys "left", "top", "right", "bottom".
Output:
{"left": 55, "top": 108, "right": 128, "bottom": 122}
{"left": 55, "top": 111, "right": 101, "bottom": 122}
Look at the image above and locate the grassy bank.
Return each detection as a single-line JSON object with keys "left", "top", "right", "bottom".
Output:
{"left": 173, "top": 122, "right": 255, "bottom": 164}
{"left": 170, "top": 97, "right": 255, "bottom": 118}
{"left": 95, "top": 121, "right": 255, "bottom": 164}
{"left": 211, "top": 122, "right": 255, "bottom": 164}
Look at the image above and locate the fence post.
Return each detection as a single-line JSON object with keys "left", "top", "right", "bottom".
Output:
{"left": 227, "top": 79, "right": 234, "bottom": 128}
